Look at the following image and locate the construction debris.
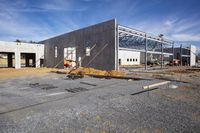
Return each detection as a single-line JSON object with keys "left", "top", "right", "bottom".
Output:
{"left": 186, "top": 68, "right": 200, "bottom": 72}
{"left": 89, "top": 74, "right": 146, "bottom": 80}
{"left": 131, "top": 81, "right": 171, "bottom": 96}
{"left": 143, "top": 81, "right": 171, "bottom": 90}
{"left": 65, "top": 87, "right": 88, "bottom": 93}
{"left": 69, "top": 67, "right": 124, "bottom": 77}
{"left": 67, "top": 67, "right": 149, "bottom": 80}
{"left": 64, "top": 59, "right": 76, "bottom": 68}
{"left": 66, "top": 74, "right": 84, "bottom": 80}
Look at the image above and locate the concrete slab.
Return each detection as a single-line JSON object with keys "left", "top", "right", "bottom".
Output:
{"left": 0, "top": 73, "right": 199, "bottom": 132}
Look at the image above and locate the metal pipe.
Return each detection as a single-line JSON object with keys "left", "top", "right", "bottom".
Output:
{"left": 143, "top": 81, "right": 171, "bottom": 90}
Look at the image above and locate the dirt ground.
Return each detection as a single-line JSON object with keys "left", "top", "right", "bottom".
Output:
{"left": 0, "top": 68, "right": 66, "bottom": 79}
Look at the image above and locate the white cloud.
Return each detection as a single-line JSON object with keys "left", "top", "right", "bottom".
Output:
{"left": 164, "top": 19, "right": 177, "bottom": 27}
{"left": 171, "top": 34, "right": 200, "bottom": 41}
{"left": 0, "top": 3, "right": 54, "bottom": 41}
{"left": 0, "top": 0, "right": 199, "bottom": 45}
{"left": 0, "top": 0, "right": 86, "bottom": 41}
{"left": 127, "top": 14, "right": 200, "bottom": 43}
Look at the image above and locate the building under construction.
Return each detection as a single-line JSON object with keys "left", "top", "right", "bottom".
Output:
{"left": 41, "top": 19, "right": 196, "bottom": 70}
{"left": 0, "top": 19, "right": 197, "bottom": 70}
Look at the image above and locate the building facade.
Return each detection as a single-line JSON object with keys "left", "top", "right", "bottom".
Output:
{"left": 40, "top": 19, "right": 117, "bottom": 70}
{"left": 0, "top": 41, "right": 44, "bottom": 68}
{"left": 41, "top": 19, "right": 175, "bottom": 70}
{"left": 118, "top": 50, "right": 140, "bottom": 65}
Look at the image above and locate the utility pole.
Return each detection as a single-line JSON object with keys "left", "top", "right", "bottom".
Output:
{"left": 145, "top": 33, "right": 147, "bottom": 71}
{"left": 180, "top": 44, "right": 182, "bottom": 66}
{"left": 159, "top": 34, "right": 164, "bottom": 69}
{"left": 172, "top": 42, "right": 174, "bottom": 67}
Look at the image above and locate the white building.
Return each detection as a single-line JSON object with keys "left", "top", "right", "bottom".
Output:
{"left": 118, "top": 49, "right": 140, "bottom": 65}
{"left": 0, "top": 41, "right": 44, "bottom": 68}
{"left": 190, "top": 45, "right": 196, "bottom": 66}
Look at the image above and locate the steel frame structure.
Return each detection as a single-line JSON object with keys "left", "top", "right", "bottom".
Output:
{"left": 180, "top": 44, "right": 191, "bottom": 66}
{"left": 117, "top": 25, "right": 174, "bottom": 70}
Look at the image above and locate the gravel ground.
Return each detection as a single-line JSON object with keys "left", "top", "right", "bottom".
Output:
{"left": 0, "top": 72, "right": 199, "bottom": 133}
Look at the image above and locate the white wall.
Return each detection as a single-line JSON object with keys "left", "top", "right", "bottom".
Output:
{"left": 190, "top": 45, "right": 196, "bottom": 66}
{"left": 118, "top": 50, "right": 140, "bottom": 65}
{"left": 0, "top": 41, "right": 44, "bottom": 68}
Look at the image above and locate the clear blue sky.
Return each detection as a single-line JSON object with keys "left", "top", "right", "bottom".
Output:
{"left": 0, "top": 0, "right": 200, "bottom": 49}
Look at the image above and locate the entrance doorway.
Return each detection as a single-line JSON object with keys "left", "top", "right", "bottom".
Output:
{"left": 21, "top": 53, "right": 36, "bottom": 67}
{"left": 63, "top": 47, "right": 76, "bottom": 68}
{"left": 0, "top": 52, "right": 14, "bottom": 68}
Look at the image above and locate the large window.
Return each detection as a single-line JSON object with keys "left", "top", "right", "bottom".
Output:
{"left": 64, "top": 47, "right": 76, "bottom": 61}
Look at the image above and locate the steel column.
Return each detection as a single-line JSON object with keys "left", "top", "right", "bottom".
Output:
{"left": 180, "top": 44, "right": 182, "bottom": 66}
{"left": 161, "top": 41, "right": 163, "bottom": 68}
{"left": 172, "top": 42, "right": 174, "bottom": 67}
{"left": 145, "top": 33, "right": 147, "bottom": 70}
